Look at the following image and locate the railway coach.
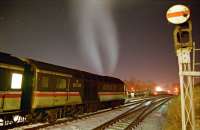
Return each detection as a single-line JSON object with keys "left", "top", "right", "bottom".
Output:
{"left": 0, "top": 52, "right": 125, "bottom": 124}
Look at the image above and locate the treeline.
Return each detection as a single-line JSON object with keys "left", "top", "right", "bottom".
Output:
{"left": 124, "top": 79, "right": 156, "bottom": 92}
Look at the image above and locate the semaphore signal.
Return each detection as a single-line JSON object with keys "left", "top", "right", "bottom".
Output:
{"left": 166, "top": 4, "right": 200, "bottom": 130}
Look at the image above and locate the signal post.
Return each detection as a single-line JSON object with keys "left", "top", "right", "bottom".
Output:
{"left": 166, "top": 5, "right": 200, "bottom": 130}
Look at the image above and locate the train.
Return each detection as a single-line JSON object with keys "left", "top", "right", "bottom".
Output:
{"left": 0, "top": 52, "right": 125, "bottom": 125}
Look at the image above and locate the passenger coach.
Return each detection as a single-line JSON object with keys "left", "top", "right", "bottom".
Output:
{"left": 0, "top": 52, "right": 125, "bottom": 124}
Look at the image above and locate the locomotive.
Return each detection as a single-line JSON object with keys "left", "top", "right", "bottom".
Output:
{"left": 0, "top": 52, "right": 125, "bottom": 124}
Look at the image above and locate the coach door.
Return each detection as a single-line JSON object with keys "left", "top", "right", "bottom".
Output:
{"left": 20, "top": 64, "right": 34, "bottom": 114}
{"left": 66, "top": 78, "right": 70, "bottom": 101}
{"left": 0, "top": 67, "right": 9, "bottom": 111}
{"left": 0, "top": 68, "right": 5, "bottom": 111}
{"left": 84, "top": 80, "right": 99, "bottom": 104}
{"left": 0, "top": 98, "right": 3, "bottom": 111}
{"left": 0, "top": 91, "right": 3, "bottom": 111}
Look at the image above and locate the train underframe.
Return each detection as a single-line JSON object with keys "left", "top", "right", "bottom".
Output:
{"left": 0, "top": 99, "right": 125, "bottom": 126}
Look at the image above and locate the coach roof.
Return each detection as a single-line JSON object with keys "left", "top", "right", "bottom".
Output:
{"left": 0, "top": 52, "right": 25, "bottom": 66}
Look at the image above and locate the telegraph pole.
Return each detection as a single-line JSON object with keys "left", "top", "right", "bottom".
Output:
{"left": 166, "top": 5, "right": 200, "bottom": 130}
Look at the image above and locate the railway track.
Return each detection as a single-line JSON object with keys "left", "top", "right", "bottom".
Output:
{"left": 93, "top": 97, "right": 171, "bottom": 130}
{"left": 7, "top": 97, "right": 154, "bottom": 130}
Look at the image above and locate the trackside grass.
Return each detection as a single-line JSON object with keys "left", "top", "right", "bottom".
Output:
{"left": 164, "top": 84, "right": 200, "bottom": 130}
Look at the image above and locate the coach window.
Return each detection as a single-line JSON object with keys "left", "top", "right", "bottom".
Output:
{"left": 56, "top": 78, "right": 66, "bottom": 89}
{"left": 41, "top": 76, "right": 49, "bottom": 88}
{"left": 11, "top": 73, "right": 23, "bottom": 89}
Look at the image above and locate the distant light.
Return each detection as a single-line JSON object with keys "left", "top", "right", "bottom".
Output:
{"left": 155, "top": 86, "right": 163, "bottom": 92}
{"left": 174, "top": 87, "right": 179, "bottom": 95}
{"left": 130, "top": 93, "right": 134, "bottom": 97}
{"left": 174, "top": 87, "right": 179, "bottom": 92}
{"left": 154, "top": 92, "right": 157, "bottom": 95}
{"left": 11, "top": 73, "right": 23, "bottom": 89}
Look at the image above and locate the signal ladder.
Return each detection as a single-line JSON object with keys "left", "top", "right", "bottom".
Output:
{"left": 192, "top": 42, "right": 200, "bottom": 130}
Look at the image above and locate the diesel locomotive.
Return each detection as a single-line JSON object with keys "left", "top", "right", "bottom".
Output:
{"left": 0, "top": 52, "right": 125, "bottom": 124}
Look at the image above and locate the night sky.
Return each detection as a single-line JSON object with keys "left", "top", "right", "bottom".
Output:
{"left": 0, "top": 0, "right": 199, "bottom": 86}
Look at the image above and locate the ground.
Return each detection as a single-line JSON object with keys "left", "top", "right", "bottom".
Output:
{"left": 134, "top": 102, "right": 168, "bottom": 130}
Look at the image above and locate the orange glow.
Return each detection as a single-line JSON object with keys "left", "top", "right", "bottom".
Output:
{"left": 174, "top": 87, "right": 178, "bottom": 92}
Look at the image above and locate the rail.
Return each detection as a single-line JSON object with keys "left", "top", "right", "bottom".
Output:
{"left": 93, "top": 96, "right": 172, "bottom": 130}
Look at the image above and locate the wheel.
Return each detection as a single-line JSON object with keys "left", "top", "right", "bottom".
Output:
{"left": 47, "top": 110, "right": 57, "bottom": 123}
{"left": 25, "top": 114, "right": 33, "bottom": 123}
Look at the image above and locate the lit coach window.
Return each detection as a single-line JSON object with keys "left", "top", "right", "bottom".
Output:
{"left": 11, "top": 73, "right": 23, "bottom": 89}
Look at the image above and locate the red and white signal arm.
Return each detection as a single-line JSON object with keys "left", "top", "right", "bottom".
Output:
{"left": 166, "top": 5, "right": 190, "bottom": 24}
